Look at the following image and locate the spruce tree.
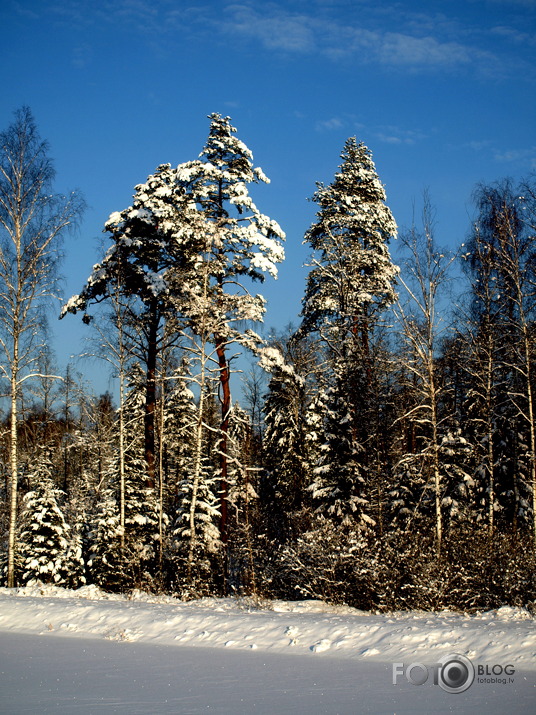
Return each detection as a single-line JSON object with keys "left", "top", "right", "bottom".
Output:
{"left": 263, "top": 358, "right": 308, "bottom": 533}
{"left": 86, "top": 489, "right": 126, "bottom": 590}
{"left": 299, "top": 138, "right": 398, "bottom": 528}
{"left": 17, "top": 450, "right": 74, "bottom": 586}
{"left": 300, "top": 137, "right": 398, "bottom": 347}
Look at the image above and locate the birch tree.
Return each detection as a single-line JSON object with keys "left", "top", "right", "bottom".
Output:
{"left": 0, "top": 107, "right": 84, "bottom": 586}
{"left": 470, "top": 180, "right": 535, "bottom": 542}
{"left": 394, "top": 196, "right": 461, "bottom": 554}
{"left": 462, "top": 219, "right": 505, "bottom": 537}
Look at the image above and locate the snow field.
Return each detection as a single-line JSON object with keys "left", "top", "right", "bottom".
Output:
{"left": 0, "top": 586, "right": 535, "bottom": 714}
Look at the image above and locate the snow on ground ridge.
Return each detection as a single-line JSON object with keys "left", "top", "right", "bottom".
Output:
{"left": 0, "top": 585, "right": 535, "bottom": 671}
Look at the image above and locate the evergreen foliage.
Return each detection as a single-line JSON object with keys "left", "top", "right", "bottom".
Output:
{"left": 300, "top": 137, "right": 398, "bottom": 342}
{"left": 17, "top": 450, "right": 76, "bottom": 586}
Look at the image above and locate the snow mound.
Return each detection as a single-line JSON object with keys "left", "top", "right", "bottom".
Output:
{"left": 0, "top": 586, "right": 534, "bottom": 670}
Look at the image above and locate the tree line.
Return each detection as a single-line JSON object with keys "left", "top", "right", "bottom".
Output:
{"left": 1, "top": 107, "right": 534, "bottom": 611}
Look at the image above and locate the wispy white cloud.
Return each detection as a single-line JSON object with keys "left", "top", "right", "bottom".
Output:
{"left": 21, "top": 0, "right": 533, "bottom": 78}
{"left": 224, "top": 4, "right": 315, "bottom": 51}
{"left": 312, "top": 114, "right": 427, "bottom": 148}
{"left": 465, "top": 140, "right": 494, "bottom": 152}
{"left": 494, "top": 147, "right": 536, "bottom": 168}
{"left": 377, "top": 33, "right": 472, "bottom": 68}
{"left": 373, "top": 127, "right": 427, "bottom": 145}
{"left": 465, "top": 140, "right": 536, "bottom": 169}
{"left": 71, "top": 43, "right": 93, "bottom": 69}
{"left": 315, "top": 117, "right": 345, "bottom": 132}
{"left": 222, "top": 2, "right": 524, "bottom": 77}
{"left": 471, "top": 0, "right": 536, "bottom": 6}
{"left": 12, "top": 1, "right": 40, "bottom": 20}
{"left": 32, "top": 0, "right": 187, "bottom": 37}
{"left": 490, "top": 25, "right": 536, "bottom": 45}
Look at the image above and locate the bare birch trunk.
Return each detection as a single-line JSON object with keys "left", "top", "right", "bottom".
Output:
{"left": 144, "top": 302, "right": 159, "bottom": 489}
{"left": 216, "top": 336, "right": 231, "bottom": 546}
{"left": 7, "top": 355, "right": 19, "bottom": 587}
{"left": 486, "top": 339, "right": 495, "bottom": 539}
{"left": 0, "top": 109, "right": 83, "bottom": 586}
{"left": 430, "top": 376, "right": 442, "bottom": 553}
{"left": 187, "top": 383, "right": 205, "bottom": 579}
{"left": 521, "top": 323, "right": 536, "bottom": 551}
{"left": 119, "top": 364, "right": 126, "bottom": 551}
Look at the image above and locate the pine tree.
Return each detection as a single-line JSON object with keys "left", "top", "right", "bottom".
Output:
{"left": 168, "top": 377, "right": 221, "bottom": 596}
{"left": 61, "top": 163, "right": 202, "bottom": 488}
{"left": 262, "top": 354, "right": 309, "bottom": 536}
{"left": 164, "top": 373, "right": 199, "bottom": 504}
{"left": 308, "top": 379, "right": 369, "bottom": 525}
{"left": 176, "top": 113, "right": 285, "bottom": 550}
{"left": 120, "top": 373, "right": 161, "bottom": 588}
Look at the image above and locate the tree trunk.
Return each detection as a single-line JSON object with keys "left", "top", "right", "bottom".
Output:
{"left": 485, "top": 335, "right": 495, "bottom": 540}
{"left": 215, "top": 335, "right": 231, "bottom": 546}
{"left": 119, "top": 363, "right": 126, "bottom": 551}
{"left": 7, "top": 354, "right": 19, "bottom": 588}
{"left": 144, "top": 303, "right": 159, "bottom": 489}
{"left": 430, "top": 367, "right": 442, "bottom": 555}
{"left": 521, "top": 323, "right": 536, "bottom": 551}
{"left": 187, "top": 383, "right": 205, "bottom": 580}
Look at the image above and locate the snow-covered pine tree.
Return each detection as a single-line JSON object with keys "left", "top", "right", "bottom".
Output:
{"left": 61, "top": 163, "right": 202, "bottom": 489}
{"left": 120, "top": 369, "right": 161, "bottom": 588}
{"left": 86, "top": 365, "right": 161, "bottom": 591}
{"left": 62, "top": 489, "right": 88, "bottom": 589}
{"left": 225, "top": 402, "right": 262, "bottom": 594}
{"left": 164, "top": 370, "right": 198, "bottom": 506}
{"left": 175, "top": 113, "right": 285, "bottom": 549}
{"left": 308, "top": 378, "right": 369, "bottom": 524}
{"left": 17, "top": 449, "right": 76, "bottom": 586}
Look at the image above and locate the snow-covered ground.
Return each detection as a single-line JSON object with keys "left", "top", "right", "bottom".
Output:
{"left": 1, "top": 585, "right": 535, "bottom": 714}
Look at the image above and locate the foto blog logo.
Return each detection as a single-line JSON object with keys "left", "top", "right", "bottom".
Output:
{"left": 393, "top": 654, "right": 516, "bottom": 694}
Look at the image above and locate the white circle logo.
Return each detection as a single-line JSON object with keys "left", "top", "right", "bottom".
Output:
{"left": 438, "top": 654, "right": 475, "bottom": 693}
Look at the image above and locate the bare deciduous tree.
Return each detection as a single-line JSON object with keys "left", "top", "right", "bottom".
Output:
{"left": 0, "top": 107, "right": 84, "bottom": 586}
{"left": 395, "top": 194, "right": 458, "bottom": 554}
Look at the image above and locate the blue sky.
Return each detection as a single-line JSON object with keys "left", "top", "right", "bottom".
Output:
{"left": 1, "top": 0, "right": 535, "bottom": 396}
